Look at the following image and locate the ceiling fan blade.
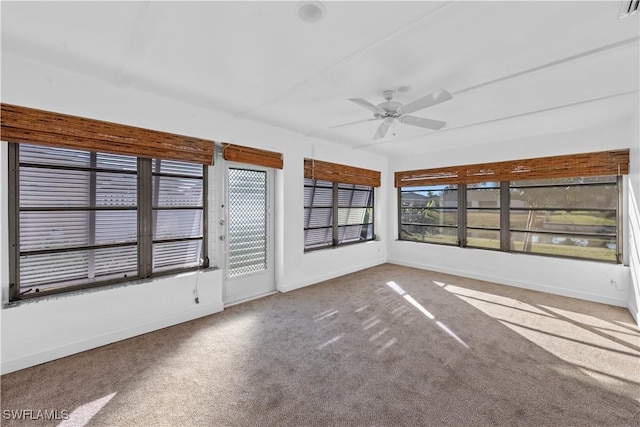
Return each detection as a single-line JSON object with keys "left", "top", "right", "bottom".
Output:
{"left": 329, "top": 117, "right": 379, "bottom": 129}
{"left": 373, "top": 119, "right": 392, "bottom": 140}
{"left": 399, "top": 115, "right": 447, "bottom": 130}
{"left": 400, "top": 89, "right": 453, "bottom": 115}
{"left": 348, "top": 98, "right": 386, "bottom": 115}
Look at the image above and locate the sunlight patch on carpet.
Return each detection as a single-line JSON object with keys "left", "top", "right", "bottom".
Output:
{"left": 387, "top": 281, "right": 469, "bottom": 348}
{"left": 376, "top": 337, "right": 398, "bottom": 355}
{"left": 57, "top": 392, "right": 117, "bottom": 427}
{"left": 317, "top": 334, "right": 344, "bottom": 350}
{"left": 355, "top": 305, "right": 369, "bottom": 313}
{"left": 314, "top": 309, "right": 339, "bottom": 321}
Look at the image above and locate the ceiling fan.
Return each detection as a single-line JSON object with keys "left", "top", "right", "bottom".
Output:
{"left": 332, "top": 88, "right": 453, "bottom": 140}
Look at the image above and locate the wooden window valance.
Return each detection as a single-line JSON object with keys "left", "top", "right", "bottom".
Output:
{"left": 1, "top": 103, "right": 215, "bottom": 165}
{"left": 222, "top": 143, "right": 283, "bottom": 169}
{"left": 304, "top": 158, "right": 381, "bottom": 187}
{"left": 395, "top": 149, "right": 630, "bottom": 187}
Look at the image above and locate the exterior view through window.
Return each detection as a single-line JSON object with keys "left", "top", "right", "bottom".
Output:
{"left": 399, "top": 176, "right": 620, "bottom": 263}
{"left": 466, "top": 182, "right": 501, "bottom": 249}
{"left": 9, "top": 143, "right": 206, "bottom": 299}
{"left": 399, "top": 184, "right": 458, "bottom": 245}
{"left": 304, "top": 178, "right": 374, "bottom": 250}
{"left": 509, "top": 176, "right": 618, "bottom": 262}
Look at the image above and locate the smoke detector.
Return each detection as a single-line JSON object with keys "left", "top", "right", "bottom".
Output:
{"left": 297, "top": 1, "right": 326, "bottom": 23}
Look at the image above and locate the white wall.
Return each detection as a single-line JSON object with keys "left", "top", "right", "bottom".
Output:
{"left": 0, "top": 54, "right": 388, "bottom": 373}
{"left": 388, "top": 118, "right": 637, "bottom": 308}
{"left": 1, "top": 270, "right": 224, "bottom": 375}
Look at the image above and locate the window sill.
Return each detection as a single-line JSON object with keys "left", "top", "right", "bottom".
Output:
{"left": 3, "top": 266, "right": 220, "bottom": 309}
{"left": 394, "top": 239, "right": 621, "bottom": 264}
{"left": 304, "top": 238, "right": 378, "bottom": 253}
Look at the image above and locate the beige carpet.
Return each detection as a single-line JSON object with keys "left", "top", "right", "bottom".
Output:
{"left": 2, "top": 263, "right": 639, "bottom": 426}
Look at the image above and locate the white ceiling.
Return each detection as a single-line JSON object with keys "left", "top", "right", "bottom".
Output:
{"left": 2, "top": 1, "right": 639, "bottom": 156}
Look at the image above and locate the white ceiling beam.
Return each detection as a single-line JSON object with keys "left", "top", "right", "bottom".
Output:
{"left": 352, "top": 89, "right": 639, "bottom": 150}
{"left": 233, "top": 1, "right": 454, "bottom": 120}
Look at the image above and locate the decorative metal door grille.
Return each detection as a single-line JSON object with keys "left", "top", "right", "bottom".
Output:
{"left": 227, "top": 168, "right": 268, "bottom": 277}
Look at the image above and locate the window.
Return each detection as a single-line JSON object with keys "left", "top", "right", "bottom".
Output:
{"left": 509, "top": 176, "right": 619, "bottom": 262}
{"left": 151, "top": 158, "right": 205, "bottom": 272}
{"left": 304, "top": 178, "right": 374, "bottom": 250}
{"left": 398, "top": 176, "right": 621, "bottom": 263}
{"left": 466, "top": 182, "right": 501, "bottom": 250}
{"left": 395, "top": 150, "right": 627, "bottom": 263}
{"left": 399, "top": 185, "right": 458, "bottom": 245}
{"left": 8, "top": 143, "right": 207, "bottom": 299}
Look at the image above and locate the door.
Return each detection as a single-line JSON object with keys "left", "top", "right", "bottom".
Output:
{"left": 223, "top": 164, "right": 275, "bottom": 305}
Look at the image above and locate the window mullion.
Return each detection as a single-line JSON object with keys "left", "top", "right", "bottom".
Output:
{"left": 202, "top": 165, "right": 209, "bottom": 267}
{"left": 458, "top": 184, "right": 467, "bottom": 247}
{"left": 305, "top": 182, "right": 317, "bottom": 230}
{"left": 371, "top": 188, "right": 375, "bottom": 239}
{"left": 138, "top": 158, "right": 153, "bottom": 278}
{"left": 616, "top": 175, "right": 623, "bottom": 264}
{"left": 397, "top": 187, "right": 402, "bottom": 240}
{"left": 345, "top": 184, "right": 356, "bottom": 244}
{"left": 88, "top": 152, "right": 97, "bottom": 279}
{"left": 8, "top": 143, "right": 20, "bottom": 300}
{"left": 500, "top": 181, "right": 510, "bottom": 252}
{"left": 152, "top": 159, "right": 161, "bottom": 237}
{"left": 332, "top": 182, "right": 339, "bottom": 246}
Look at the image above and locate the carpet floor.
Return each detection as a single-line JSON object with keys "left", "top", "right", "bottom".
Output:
{"left": 2, "top": 263, "right": 639, "bottom": 426}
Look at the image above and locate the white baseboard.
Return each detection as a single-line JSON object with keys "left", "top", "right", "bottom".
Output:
{"left": 387, "top": 258, "right": 628, "bottom": 308}
{"left": 279, "top": 259, "right": 386, "bottom": 294}
{"left": 224, "top": 290, "right": 279, "bottom": 308}
{"left": 1, "top": 303, "right": 223, "bottom": 375}
{"left": 628, "top": 305, "right": 640, "bottom": 327}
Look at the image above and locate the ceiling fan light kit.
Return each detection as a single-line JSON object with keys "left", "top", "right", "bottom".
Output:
{"left": 337, "top": 88, "right": 453, "bottom": 140}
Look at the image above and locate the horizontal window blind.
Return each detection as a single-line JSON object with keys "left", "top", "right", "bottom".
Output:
{"left": 1, "top": 103, "right": 216, "bottom": 165}
{"left": 337, "top": 183, "right": 374, "bottom": 245}
{"left": 223, "top": 144, "right": 283, "bottom": 169}
{"left": 304, "top": 179, "right": 333, "bottom": 249}
{"left": 152, "top": 158, "right": 204, "bottom": 273}
{"left": 395, "top": 150, "right": 629, "bottom": 187}
{"left": 304, "top": 158, "right": 381, "bottom": 187}
{"left": 17, "top": 144, "right": 139, "bottom": 290}
{"left": 304, "top": 178, "right": 374, "bottom": 250}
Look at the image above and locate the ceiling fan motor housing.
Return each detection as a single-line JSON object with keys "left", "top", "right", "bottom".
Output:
{"left": 376, "top": 101, "right": 403, "bottom": 118}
